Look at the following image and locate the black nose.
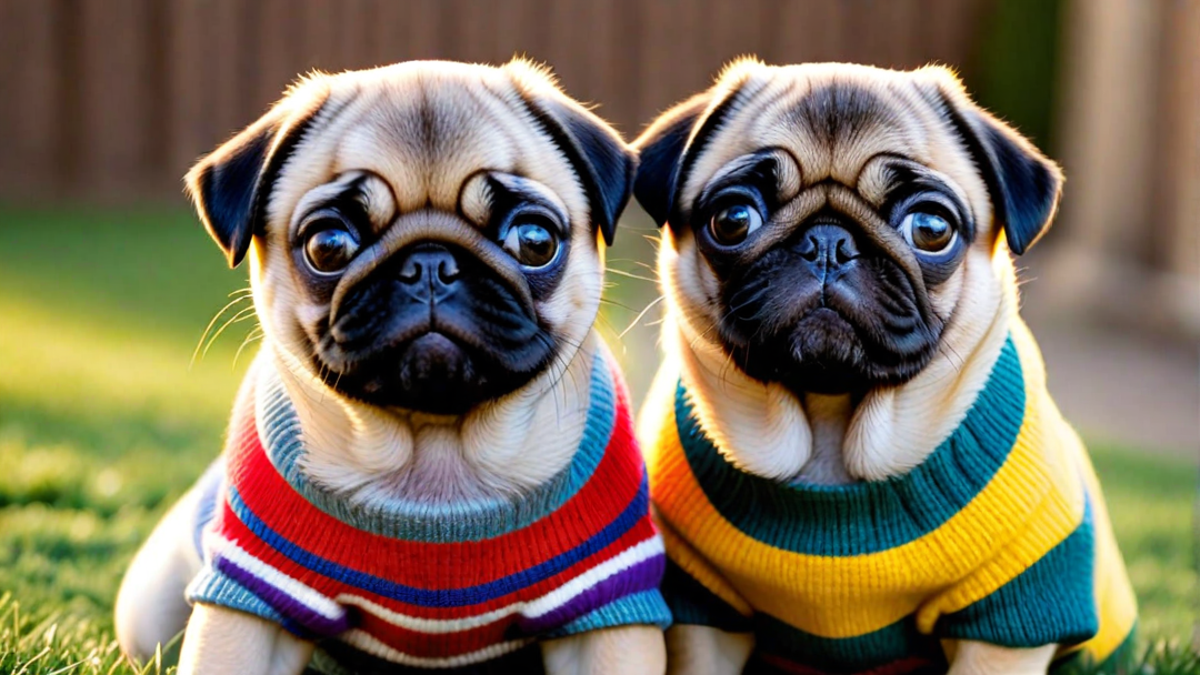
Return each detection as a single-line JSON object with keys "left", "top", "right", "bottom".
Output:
{"left": 397, "top": 245, "right": 461, "bottom": 299}
{"left": 797, "top": 224, "right": 859, "bottom": 273}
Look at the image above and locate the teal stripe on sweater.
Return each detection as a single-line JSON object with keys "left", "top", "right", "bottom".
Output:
{"left": 186, "top": 564, "right": 284, "bottom": 627}
{"left": 662, "top": 559, "right": 751, "bottom": 632}
{"left": 254, "top": 352, "right": 615, "bottom": 543}
{"left": 545, "top": 590, "right": 673, "bottom": 638}
{"left": 674, "top": 336, "right": 1026, "bottom": 556}
{"left": 942, "top": 497, "right": 1098, "bottom": 648}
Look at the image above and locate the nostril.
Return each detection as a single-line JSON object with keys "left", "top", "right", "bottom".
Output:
{"left": 398, "top": 258, "right": 424, "bottom": 284}
{"left": 834, "top": 239, "right": 850, "bottom": 264}
{"left": 436, "top": 257, "right": 460, "bottom": 284}
{"left": 397, "top": 249, "right": 461, "bottom": 288}
{"left": 799, "top": 234, "right": 821, "bottom": 262}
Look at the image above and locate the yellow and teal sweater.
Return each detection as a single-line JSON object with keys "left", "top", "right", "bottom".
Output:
{"left": 643, "top": 322, "right": 1137, "bottom": 675}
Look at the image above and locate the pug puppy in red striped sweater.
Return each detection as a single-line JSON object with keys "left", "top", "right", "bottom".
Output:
{"left": 114, "top": 59, "right": 669, "bottom": 675}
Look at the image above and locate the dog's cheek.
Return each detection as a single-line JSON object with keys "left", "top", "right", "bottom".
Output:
{"left": 660, "top": 231, "right": 721, "bottom": 348}
{"left": 252, "top": 243, "right": 322, "bottom": 368}
{"left": 933, "top": 245, "right": 1007, "bottom": 367}
{"left": 928, "top": 265, "right": 965, "bottom": 322}
{"left": 537, "top": 241, "right": 602, "bottom": 352}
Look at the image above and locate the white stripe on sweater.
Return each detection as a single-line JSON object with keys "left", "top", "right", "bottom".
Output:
{"left": 333, "top": 534, "right": 665, "bottom": 633}
{"left": 338, "top": 629, "right": 534, "bottom": 667}
{"left": 207, "top": 533, "right": 345, "bottom": 621}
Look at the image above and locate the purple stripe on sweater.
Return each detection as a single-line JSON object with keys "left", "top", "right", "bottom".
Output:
{"left": 215, "top": 555, "right": 351, "bottom": 636}
{"left": 517, "top": 553, "right": 666, "bottom": 634}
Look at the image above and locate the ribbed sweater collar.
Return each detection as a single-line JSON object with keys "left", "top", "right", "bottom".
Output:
{"left": 238, "top": 353, "right": 618, "bottom": 544}
{"left": 674, "top": 335, "right": 1028, "bottom": 556}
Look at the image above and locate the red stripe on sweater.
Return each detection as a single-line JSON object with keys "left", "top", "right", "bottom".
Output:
{"left": 218, "top": 365, "right": 645, "bottom": 592}
{"left": 214, "top": 497, "right": 658, "bottom": 622}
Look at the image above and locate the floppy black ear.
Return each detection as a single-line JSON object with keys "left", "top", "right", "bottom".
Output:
{"left": 520, "top": 95, "right": 636, "bottom": 246}
{"left": 632, "top": 93, "right": 711, "bottom": 228}
{"left": 185, "top": 89, "right": 327, "bottom": 267}
{"left": 939, "top": 93, "right": 1064, "bottom": 255}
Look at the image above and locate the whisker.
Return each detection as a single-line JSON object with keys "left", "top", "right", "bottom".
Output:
{"left": 619, "top": 295, "right": 665, "bottom": 340}
{"left": 200, "top": 306, "right": 258, "bottom": 360}
{"left": 598, "top": 298, "right": 638, "bottom": 312}
{"left": 688, "top": 292, "right": 763, "bottom": 350}
{"left": 191, "top": 293, "right": 254, "bottom": 369}
{"left": 604, "top": 267, "right": 659, "bottom": 284}
{"left": 232, "top": 327, "right": 264, "bottom": 369}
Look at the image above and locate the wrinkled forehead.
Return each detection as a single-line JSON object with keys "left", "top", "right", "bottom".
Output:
{"left": 270, "top": 64, "right": 586, "bottom": 226}
{"left": 679, "top": 67, "right": 987, "bottom": 214}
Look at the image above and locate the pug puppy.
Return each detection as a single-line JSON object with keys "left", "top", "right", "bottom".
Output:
{"left": 114, "top": 59, "right": 670, "bottom": 675}
{"left": 633, "top": 60, "right": 1137, "bottom": 675}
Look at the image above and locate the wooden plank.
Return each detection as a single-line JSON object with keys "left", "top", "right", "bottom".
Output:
{"left": 336, "top": 0, "right": 377, "bottom": 70}
{"left": 142, "top": 0, "right": 170, "bottom": 190}
{"left": 299, "top": 0, "right": 343, "bottom": 73}
{"left": 637, "top": 0, "right": 708, "bottom": 127}
{"left": 541, "top": 0, "right": 598, "bottom": 102}
{"left": 166, "top": 0, "right": 218, "bottom": 185}
{"left": 77, "top": 0, "right": 154, "bottom": 196}
{"left": 704, "top": 0, "right": 769, "bottom": 67}
{"left": 380, "top": 0, "right": 446, "bottom": 62}
{"left": 371, "top": 0, "right": 413, "bottom": 65}
{"left": 608, "top": 0, "right": 643, "bottom": 132}
{"left": 209, "top": 0, "right": 253, "bottom": 144}
{"left": 255, "top": 0, "right": 304, "bottom": 111}
{"left": 944, "top": 0, "right": 992, "bottom": 74}
{"left": 447, "top": 0, "right": 499, "bottom": 65}
{"left": 0, "top": 0, "right": 61, "bottom": 194}
{"left": 1150, "top": 0, "right": 1199, "bottom": 284}
{"left": 775, "top": 0, "right": 846, "bottom": 63}
{"left": 0, "top": 0, "right": 20, "bottom": 190}
{"left": 496, "top": 0, "right": 543, "bottom": 66}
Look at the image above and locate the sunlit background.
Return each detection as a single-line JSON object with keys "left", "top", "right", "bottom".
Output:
{"left": 0, "top": 1, "right": 1196, "bottom": 672}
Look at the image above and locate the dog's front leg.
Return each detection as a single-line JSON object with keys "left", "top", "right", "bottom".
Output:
{"left": 542, "top": 625, "right": 666, "bottom": 675}
{"left": 178, "top": 604, "right": 314, "bottom": 675}
{"left": 664, "top": 625, "right": 754, "bottom": 675}
{"left": 948, "top": 641, "right": 1057, "bottom": 675}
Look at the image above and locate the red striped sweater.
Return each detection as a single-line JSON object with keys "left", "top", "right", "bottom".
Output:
{"left": 186, "top": 352, "right": 670, "bottom": 670}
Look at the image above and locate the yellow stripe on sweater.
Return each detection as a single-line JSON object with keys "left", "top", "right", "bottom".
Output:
{"left": 649, "top": 325, "right": 1087, "bottom": 640}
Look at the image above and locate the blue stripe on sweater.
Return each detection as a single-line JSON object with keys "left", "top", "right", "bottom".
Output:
{"left": 225, "top": 475, "right": 652, "bottom": 607}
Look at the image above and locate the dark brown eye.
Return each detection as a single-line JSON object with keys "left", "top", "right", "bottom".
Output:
{"left": 900, "top": 211, "right": 956, "bottom": 253}
{"left": 709, "top": 203, "right": 763, "bottom": 246}
{"left": 502, "top": 220, "right": 559, "bottom": 268}
{"left": 304, "top": 225, "right": 360, "bottom": 273}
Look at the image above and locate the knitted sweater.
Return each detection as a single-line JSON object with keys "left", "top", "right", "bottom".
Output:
{"left": 186, "top": 351, "right": 670, "bottom": 672}
{"left": 643, "top": 320, "right": 1137, "bottom": 675}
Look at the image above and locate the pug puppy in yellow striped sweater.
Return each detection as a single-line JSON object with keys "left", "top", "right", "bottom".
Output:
{"left": 632, "top": 59, "right": 1137, "bottom": 675}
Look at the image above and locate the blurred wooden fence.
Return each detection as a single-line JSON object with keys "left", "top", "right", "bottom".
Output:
{"left": 0, "top": 0, "right": 992, "bottom": 200}
{"left": 1045, "top": 0, "right": 1200, "bottom": 336}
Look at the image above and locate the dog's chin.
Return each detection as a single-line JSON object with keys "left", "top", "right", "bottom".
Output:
{"left": 315, "top": 331, "right": 550, "bottom": 416}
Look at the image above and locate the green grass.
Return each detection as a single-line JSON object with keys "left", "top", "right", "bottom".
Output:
{"left": 0, "top": 204, "right": 1195, "bottom": 673}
